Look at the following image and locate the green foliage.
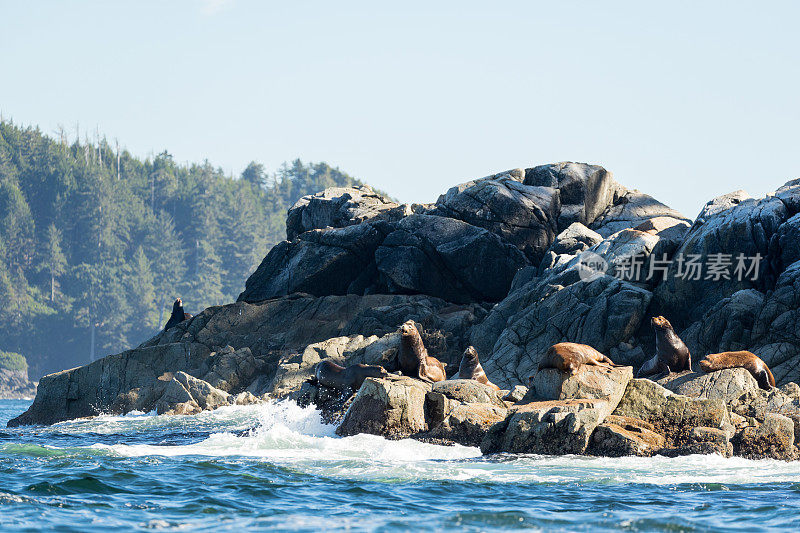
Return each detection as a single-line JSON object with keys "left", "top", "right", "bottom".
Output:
{"left": 0, "top": 120, "right": 369, "bottom": 377}
{"left": 0, "top": 351, "right": 27, "bottom": 372}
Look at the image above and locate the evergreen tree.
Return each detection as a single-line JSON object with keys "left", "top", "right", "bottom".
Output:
{"left": 43, "top": 223, "right": 67, "bottom": 301}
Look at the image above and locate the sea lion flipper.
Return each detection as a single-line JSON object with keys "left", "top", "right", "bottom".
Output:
{"left": 755, "top": 369, "right": 774, "bottom": 391}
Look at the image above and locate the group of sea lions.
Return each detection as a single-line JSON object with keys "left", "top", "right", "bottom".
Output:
{"left": 310, "top": 320, "right": 500, "bottom": 393}
{"left": 538, "top": 315, "right": 775, "bottom": 391}
{"left": 165, "top": 299, "right": 776, "bottom": 393}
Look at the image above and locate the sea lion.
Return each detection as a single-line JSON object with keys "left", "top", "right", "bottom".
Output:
{"left": 538, "top": 342, "right": 620, "bottom": 374}
{"left": 699, "top": 351, "right": 776, "bottom": 390}
{"left": 312, "top": 360, "right": 390, "bottom": 391}
{"left": 457, "top": 346, "right": 500, "bottom": 390}
{"left": 164, "top": 298, "right": 193, "bottom": 331}
{"left": 398, "top": 320, "right": 447, "bottom": 383}
{"left": 637, "top": 316, "right": 691, "bottom": 377}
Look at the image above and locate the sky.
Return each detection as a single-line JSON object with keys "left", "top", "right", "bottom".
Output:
{"left": 1, "top": 0, "right": 798, "bottom": 218}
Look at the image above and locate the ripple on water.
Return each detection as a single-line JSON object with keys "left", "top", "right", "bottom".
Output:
{"left": 1, "top": 399, "right": 800, "bottom": 531}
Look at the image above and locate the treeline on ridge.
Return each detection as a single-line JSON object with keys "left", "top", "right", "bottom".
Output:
{"left": 0, "top": 120, "right": 371, "bottom": 377}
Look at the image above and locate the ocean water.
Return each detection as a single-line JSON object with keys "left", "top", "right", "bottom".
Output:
{"left": 0, "top": 400, "right": 799, "bottom": 532}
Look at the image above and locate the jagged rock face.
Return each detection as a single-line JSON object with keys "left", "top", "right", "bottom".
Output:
{"left": 9, "top": 294, "right": 486, "bottom": 427}
{"left": 432, "top": 173, "right": 560, "bottom": 263}
{"left": 375, "top": 214, "right": 529, "bottom": 303}
{"left": 240, "top": 214, "right": 529, "bottom": 305}
{"left": 238, "top": 222, "right": 393, "bottom": 301}
{"left": 481, "top": 398, "right": 612, "bottom": 455}
{"left": 286, "top": 186, "right": 410, "bottom": 240}
{"left": 524, "top": 162, "right": 617, "bottom": 229}
{"left": 472, "top": 272, "right": 651, "bottom": 389}
{"left": 654, "top": 193, "right": 790, "bottom": 327}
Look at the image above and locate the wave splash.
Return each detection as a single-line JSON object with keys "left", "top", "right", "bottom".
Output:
{"left": 9, "top": 399, "right": 800, "bottom": 485}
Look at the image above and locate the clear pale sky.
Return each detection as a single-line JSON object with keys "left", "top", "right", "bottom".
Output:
{"left": 1, "top": 1, "right": 798, "bottom": 218}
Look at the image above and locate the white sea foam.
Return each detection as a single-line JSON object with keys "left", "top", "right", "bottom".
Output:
{"left": 49, "top": 400, "right": 800, "bottom": 484}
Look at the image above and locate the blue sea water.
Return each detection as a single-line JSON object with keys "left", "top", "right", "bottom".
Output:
{"left": 0, "top": 399, "right": 799, "bottom": 532}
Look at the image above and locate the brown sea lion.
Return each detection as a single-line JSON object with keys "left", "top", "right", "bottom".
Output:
{"left": 398, "top": 320, "right": 447, "bottom": 383}
{"left": 457, "top": 346, "right": 500, "bottom": 390}
{"left": 538, "top": 342, "right": 620, "bottom": 374}
{"left": 699, "top": 351, "right": 776, "bottom": 390}
{"left": 164, "top": 298, "right": 193, "bottom": 331}
{"left": 637, "top": 316, "right": 691, "bottom": 377}
{"left": 312, "top": 360, "right": 390, "bottom": 391}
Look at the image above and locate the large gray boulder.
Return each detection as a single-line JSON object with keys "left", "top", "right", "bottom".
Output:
{"left": 430, "top": 379, "right": 506, "bottom": 408}
{"left": 527, "top": 366, "right": 633, "bottom": 412}
{"left": 432, "top": 173, "right": 559, "bottom": 262}
{"left": 286, "top": 185, "right": 409, "bottom": 240}
{"left": 656, "top": 369, "right": 761, "bottom": 403}
{"left": 613, "top": 378, "right": 731, "bottom": 446}
{"left": 336, "top": 376, "right": 431, "bottom": 438}
{"left": 587, "top": 415, "right": 666, "bottom": 457}
{"left": 591, "top": 189, "right": 690, "bottom": 238}
{"left": 238, "top": 222, "right": 392, "bottom": 302}
{"left": 481, "top": 398, "right": 612, "bottom": 454}
{"left": 375, "top": 214, "right": 529, "bottom": 303}
{"left": 524, "top": 162, "right": 617, "bottom": 228}
{"left": 426, "top": 402, "right": 508, "bottom": 447}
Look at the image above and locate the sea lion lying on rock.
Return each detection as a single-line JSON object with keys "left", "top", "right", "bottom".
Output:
{"left": 457, "top": 346, "right": 500, "bottom": 390}
{"left": 311, "top": 360, "right": 389, "bottom": 392}
{"left": 398, "top": 321, "right": 447, "bottom": 383}
{"left": 538, "top": 342, "right": 620, "bottom": 374}
{"left": 637, "top": 316, "right": 691, "bottom": 377}
{"left": 700, "top": 351, "right": 776, "bottom": 391}
{"left": 164, "top": 298, "right": 193, "bottom": 331}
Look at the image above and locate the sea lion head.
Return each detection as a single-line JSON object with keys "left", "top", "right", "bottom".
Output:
{"left": 173, "top": 298, "right": 183, "bottom": 311}
{"left": 399, "top": 320, "right": 418, "bottom": 337}
{"left": 461, "top": 346, "right": 479, "bottom": 364}
{"left": 651, "top": 315, "right": 673, "bottom": 331}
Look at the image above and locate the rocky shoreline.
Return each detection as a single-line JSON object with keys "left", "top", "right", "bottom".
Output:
{"left": 10, "top": 162, "right": 800, "bottom": 460}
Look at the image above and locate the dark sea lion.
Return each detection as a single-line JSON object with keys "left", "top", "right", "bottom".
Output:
{"left": 538, "top": 342, "right": 621, "bottom": 374}
{"left": 312, "top": 360, "right": 390, "bottom": 391}
{"left": 398, "top": 321, "right": 447, "bottom": 383}
{"left": 164, "top": 298, "right": 193, "bottom": 331}
{"left": 637, "top": 316, "right": 691, "bottom": 377}
{"left": 699, "top": 351, "right": 776, "bottom": 390}
{"left": 457, "top": 346, "right": 500, "bottom": 390}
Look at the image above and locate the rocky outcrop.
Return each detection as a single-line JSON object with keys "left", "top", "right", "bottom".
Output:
{"left": 613, "top": 378, "right": 731, "bottom": 448}
{"left": 336, "top": 376, "right": 431, "bottom": 438}
{"left": 15, "top": 160, "right": 800, "bottom": 462}
{"left": 656, "top": 369, "right": 760, "bottom": 403}
{"left": 432, "top": 171, "right": 559, "bottom": 263}
{"left": 481, "top": 399, "right": 612, "bottom": 454}
{"left": 527, "top": 366, "right": 633, "bottom": 410}
{"left": 9, "top": 293, "right": 486, "bottom": 426}
{"left": 587, "top": 415, "right": 666, "bottom": 457}
{"left": 286, "top": 186, "right": 409, "bottom": 240}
